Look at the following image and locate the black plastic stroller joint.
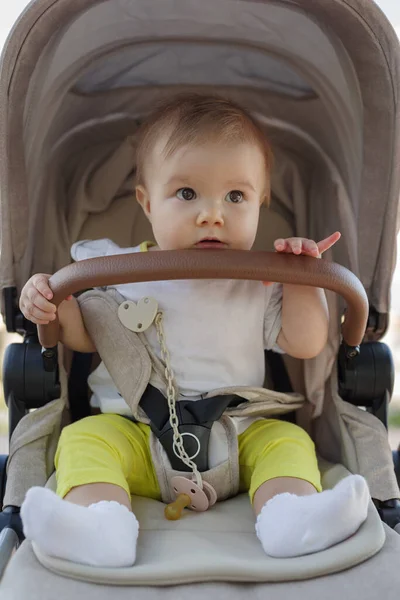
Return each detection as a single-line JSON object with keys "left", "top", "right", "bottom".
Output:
{"left": 365, "top": 307, "right": 389, "bottom": 341}
{"left": 375, "top": 498, "right": 400, "bottom": 531}
{"left": 338, "top": 341, "right": 394, "bottom": 429}
{"left": 2, "top": 287, "right": 30, "bottom": 336}
{"left": 0, "top": 506, "right": 23, "bottom": 579}
{"left": 393, "top": 449, "right": 400, "bottom": 488}
{"left": 41, "top": 346, "right": 58, "bottom": 373}
{"left": 0, "top": 507, "right": 23, "bottom": 544}
{"left": 0, "top": 454, "right": 23, "bottom": 559}
{"left": 3, "top": 288, "right": 20, "bottom": 334}
{"left": 2, "top": 335, "right": 61, "bottom": 438}
{"left": 342, "top": 343, "right": 360, "bottom": 359}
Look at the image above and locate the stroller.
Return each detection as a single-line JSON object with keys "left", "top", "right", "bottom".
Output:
{"left": 1, "top": 0, "right": 400, "bottom": 597}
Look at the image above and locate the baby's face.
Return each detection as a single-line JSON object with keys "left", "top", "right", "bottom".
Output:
{"left": 136, "top": 138, "right": 268, "bottom": 251}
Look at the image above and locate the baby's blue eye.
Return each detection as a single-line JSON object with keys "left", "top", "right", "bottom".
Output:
{"left": 225, "top": 190, "right": 243, "bottom": 203}
{"left": 176, "top": 188, "right": 196, "bottom": 201}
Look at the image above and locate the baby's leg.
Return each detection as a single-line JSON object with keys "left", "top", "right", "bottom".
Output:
{"left": 64, "top": 480, "right": 133, "bottom": 509}
{"left": 239, "top": 420, "right": 370, "bottom": 558}
{"left": 22, "top": 482, "right": 138, "bottom": 567}
{"left": 21, "top": 415, "right": 160, "bottom": 567}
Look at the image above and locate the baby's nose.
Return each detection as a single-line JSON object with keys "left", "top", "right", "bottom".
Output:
{"left": 196, "top": 203, "right": 224, "bottom": 226}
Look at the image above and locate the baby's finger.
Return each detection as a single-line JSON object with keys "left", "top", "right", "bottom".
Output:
{"left": 32, "top": 273, "right": 53, "bottom": 300}
{"left": 288, "top": 238, "right": 302, "bottom": 255}
{"left": 317, "top": 232, "right": 341, "bottom": 255}
{"left": 30, "top": 317, "right": 54, "bottom": 326}
{"left": 27, "top": 286, "right": 56, "bottom": 314}
{"left": 262, "top": 281, "right": 272, "bottom": 286}
{"left": 24, "top": 304, "right": 56, "bottom": 323}
{"left": 302, "top": 239, "right": 320, "bottom": 257}
{"left": 274, "top": 239, "right": 287, "bottom": 252}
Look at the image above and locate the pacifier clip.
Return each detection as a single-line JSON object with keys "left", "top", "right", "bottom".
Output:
{"left": 118, "top": 297, "right": 217, "bottom": 520}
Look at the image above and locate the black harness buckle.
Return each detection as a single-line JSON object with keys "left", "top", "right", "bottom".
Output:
{"left": 140, "top": 386, "right": 242, "bottom": 471}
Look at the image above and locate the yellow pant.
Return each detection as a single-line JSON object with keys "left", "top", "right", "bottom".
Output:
{"left": 55, "top": 414, "right": 322, "bottom": 502}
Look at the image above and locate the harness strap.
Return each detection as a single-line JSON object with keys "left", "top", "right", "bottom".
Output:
{"left": 139, "top": 386, "right": 242, "bottom": 471}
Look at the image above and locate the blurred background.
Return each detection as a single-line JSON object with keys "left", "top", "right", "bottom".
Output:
{"left": 0, "top": 1, "right": 400, "bottom": 452}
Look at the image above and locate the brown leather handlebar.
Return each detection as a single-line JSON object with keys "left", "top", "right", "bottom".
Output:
{"left": 38, "top": 250, "right": 368, "bottom": 349}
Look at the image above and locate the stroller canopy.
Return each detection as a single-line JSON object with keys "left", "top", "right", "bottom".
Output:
{"left": 0, "top": 0, "right": 399, "bottom": 317}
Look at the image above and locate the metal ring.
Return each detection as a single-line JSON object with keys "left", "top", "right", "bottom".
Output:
{"left": 173, "top": 432, "right": 201, "bottom": 461}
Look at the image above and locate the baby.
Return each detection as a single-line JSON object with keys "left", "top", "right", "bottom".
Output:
{"left": 19, "top": 94, "right": 369, "bottom": 568}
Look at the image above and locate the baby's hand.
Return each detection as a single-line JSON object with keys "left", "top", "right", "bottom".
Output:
{"left": 19, "top": 274, "right": 72, "bottom": 325}
{"left": 274, "top": 232, "right": 341, "bottom": 258}
{"left": 262, "top": 232, "right": 341, "bottom": 286}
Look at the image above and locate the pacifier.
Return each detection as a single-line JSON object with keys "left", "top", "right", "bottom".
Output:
{"left": 165, "top": 476, "right": 217, "bottom": 520}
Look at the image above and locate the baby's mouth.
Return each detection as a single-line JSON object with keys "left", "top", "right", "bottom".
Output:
{"left": 194, "top": 238, "right": 228, "bottom": 249}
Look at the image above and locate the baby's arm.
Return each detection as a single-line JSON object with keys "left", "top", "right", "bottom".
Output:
{"left": 272, "top": 232, "right": 341, "bottom": 359}
{"left": 57, "top": 296, "right": 96, "bottom": 353}
{"left": 19, "top": 274, "right": 96, "bottom": 353}
{"left": 277, "top": 285, "right": 328, "bottom": 359}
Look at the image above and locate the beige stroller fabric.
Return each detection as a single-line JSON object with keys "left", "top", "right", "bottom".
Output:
{"left": 29, "top": 462, "right": 384, "bottom": 585}
{"left": 2, "top": 527, "right": 400, "bottom": 600}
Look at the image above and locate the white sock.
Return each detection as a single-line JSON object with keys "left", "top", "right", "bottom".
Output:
{"left": 21, "top": 487, "right": 139, "bottom": 567}
{"left": 255, "top": 474, "right": 370, "bottom": 558}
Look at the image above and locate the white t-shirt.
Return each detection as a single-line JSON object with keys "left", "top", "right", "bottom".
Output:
{"left": 71, "top": 239, "right": 284, "bottom": 451}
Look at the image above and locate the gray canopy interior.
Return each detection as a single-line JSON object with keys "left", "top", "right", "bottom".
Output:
{"left": 0, "top": 0, "right": 399, "bottom": 316}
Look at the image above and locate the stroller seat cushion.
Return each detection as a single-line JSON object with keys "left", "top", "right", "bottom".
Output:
{"left": 32, "top": 461, "right": 385, "bottom": 585}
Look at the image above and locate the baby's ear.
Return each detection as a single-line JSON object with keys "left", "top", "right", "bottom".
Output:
{"left": 135, "top": 185, "right": 151, "bottom": 222}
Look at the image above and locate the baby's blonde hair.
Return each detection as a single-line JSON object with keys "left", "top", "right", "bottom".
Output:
{"left": 135, "top": 93, "right": 273, "bottom": 206}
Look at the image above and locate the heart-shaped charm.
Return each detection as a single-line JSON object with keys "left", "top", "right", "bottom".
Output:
{"left": 118, "top": 297, "right": 158, "bottom": 333}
